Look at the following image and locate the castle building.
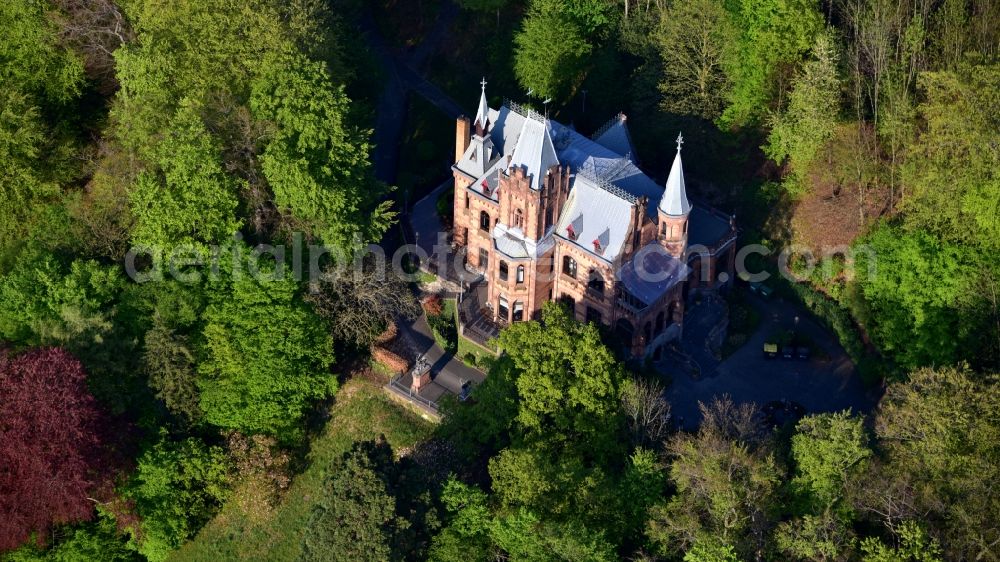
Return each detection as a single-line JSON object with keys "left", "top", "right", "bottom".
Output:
{"left": 451, "top": 82, "right": 737, "bottom": 358}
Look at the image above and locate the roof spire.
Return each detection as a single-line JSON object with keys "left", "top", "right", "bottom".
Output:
{"left": 475, "top": 78, "right": 490, "bottom": 132}
{"left": 659, "top": 132, "right": 691, "bottom": 217}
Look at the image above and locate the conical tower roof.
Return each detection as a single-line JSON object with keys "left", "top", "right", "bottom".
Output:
{"left": 659, "top": 133, "right": 691, "bottom": 217}
{"left": 474, "top": 78, "right": 489, "bottom": 132}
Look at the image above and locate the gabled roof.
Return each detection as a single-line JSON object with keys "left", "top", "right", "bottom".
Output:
{"left": 659, "top": 146, "right": 691, "bottom": 217}
{"left": 508, "top": 116, "right": 559, "bottom": 190}
{"left": 592, "top": 114, "right": 636, "bottom": 161}
{"left": 555, "top": 174, "right": 635, "bottom": 263}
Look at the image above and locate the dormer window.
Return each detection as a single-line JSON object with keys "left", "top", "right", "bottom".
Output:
{"left": 481, "top": 179, "right": 490, "bottom": 196}
{"left": 592, "top": 239, "right": 602, "bottom": 253}
{"left": 566, "top": 223, "right": 577, "bottom": 241}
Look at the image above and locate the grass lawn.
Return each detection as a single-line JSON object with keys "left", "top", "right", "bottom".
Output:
{"left": 169, "top": 380, "right": 435, "bottom": 562}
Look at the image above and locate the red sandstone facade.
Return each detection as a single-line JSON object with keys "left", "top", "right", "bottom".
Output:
{"left": 451, "top": 92, "right": 736, "bottom": 358}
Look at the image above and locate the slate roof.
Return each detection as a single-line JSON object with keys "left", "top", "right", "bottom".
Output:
{"left": 660, "top": 149, "right": 691, "bottom": 216}
{"left": 592, "top": 114, "right": 636, "bottom": 160}
{"left": 618, "top": 244, "right": 692, "bottom": 306}
{"left": 555, "top": 174, "right": 636, "bottom": 262}
{"left": 459, "top": 100, "right": 733, "bottom": 280}
{"left": 508, "top": 116, "right": 560, "bottom": 190}
{"left": 688, "top": 206, "right": 733, "bottom": 250}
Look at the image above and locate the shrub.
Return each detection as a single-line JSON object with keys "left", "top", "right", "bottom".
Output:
{"left": 372, "top": 347, "right": 410, "bottom": 375}
{"left": 422, "top": 294, "right": 443, "bottom": 317}
{"left": 373, "top": 322, "right": 399, "bottom": 346}
{"left": 124, "top": 436, "right": 230, "bottom": 562}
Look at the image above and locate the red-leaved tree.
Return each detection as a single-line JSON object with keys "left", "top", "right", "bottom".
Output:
{"left": 0, "top": 348, "right": 111, "bottom": 551}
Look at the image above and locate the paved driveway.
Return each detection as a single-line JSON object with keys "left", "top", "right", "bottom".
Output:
{"left": 666, "top": 294, "right": 881, "bottom": 428}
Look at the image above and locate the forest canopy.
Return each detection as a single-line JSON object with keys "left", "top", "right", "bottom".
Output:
{"left": 1, "top": 0, "right": 998, "bottom": 560}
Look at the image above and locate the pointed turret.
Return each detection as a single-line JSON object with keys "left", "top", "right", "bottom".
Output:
{"left": 658, "top": 133, "right": 690, "bottom": 259}
{"left": 659, "top": 133, "right": 691, "bottom": 217}
{"left": 474, "top": 77, "right": 490, "bottom": 135}
{"left": 464, "top": 78, "right": 494, "bottom": 177}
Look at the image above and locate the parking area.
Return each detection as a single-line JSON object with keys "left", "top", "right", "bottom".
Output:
{"left": 664, "top": 293, "right": 881, "bottom": 428}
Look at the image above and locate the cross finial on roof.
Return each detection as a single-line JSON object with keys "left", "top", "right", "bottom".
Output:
{"left": 480, "top": 77, "right": 488, "bottom": 90}
{"left": 676, "top": 132, "right": 684, "bottom": 151}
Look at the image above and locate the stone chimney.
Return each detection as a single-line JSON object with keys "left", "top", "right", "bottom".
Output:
{"left": 455, "top": 115, "right": 471, "bottom": 163}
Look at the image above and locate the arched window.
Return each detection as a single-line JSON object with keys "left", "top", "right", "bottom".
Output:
{"left": 562, "top": 255, "right": 577, "bottom": 278}
{"left": 516, "top": 265, "right": 525, "bottom": 284}
{"left": 480, "top": 211, "right": 490, "bottom": 231}
{"left": 643, "top": 322, "right": 652, "bottom": 343}
{"left": 655, "top": 311, "right": 665, "bottom": 335}
{"left": 512, "top": 301, "right": 524, "bottom": 321}
{"left": 499, "top": 261, "right": 509, "bottom": 281}
{"left": 514, "top": 208, "right": 524, "bottom": 229}
{"left": 587, "top": 270, "right": 604, "bottom": 295}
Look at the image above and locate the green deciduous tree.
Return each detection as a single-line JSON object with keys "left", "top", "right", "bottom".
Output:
{"left": 855, "top": 225, "right": 974, "bottom": 369}
{"left": 766, "top": 30, "right": 842, "bottom": 192}
{"left": 513, "top": 0, "right": 593, "bottom": 102}
{"left": 656, "top": 0, "right": 735, "bottom": 120}
{"left": 497, "top": 301, "right": 625, "bottom": 459}
{"left": 720, "top": 0, "right": 824, "bottom": 127}
{"left": 129, "top": 101, "right": 241, "bottom": 251}
{"left": 6, "top": 513, "right": 139, "bottom": 562}
{"left": 900, "top": 61, "right": 1000, "bottom": 253}
{"left": 196, "top": 257, "right": 335, "bottom": 440}
{"left": 251, "top": 53, "right": 393, "bottom": 248}
{"left": 299, "top": 439, "right": 405, "bottom": 562}
{"left": 0, "top": 1, "right": 85, "bottom": 104}
{"left": 0, "top": 250, "right": 121, "bottom": 347}
{"left": 859, "top": 521, "right": 943, "bottom": 562}
{"left": 648, "top": 399, "right": 781, "bottom": 560}
{"left": 124, "top": 436, "right": 229, "bottom": 562}
{"left": 789, "top": 411, "right": 871, "bottom": 513}
{"left": 874, "top": 367, "right": 1000, "bottom": 561}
